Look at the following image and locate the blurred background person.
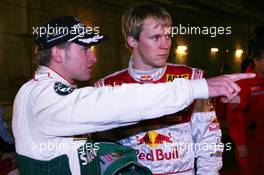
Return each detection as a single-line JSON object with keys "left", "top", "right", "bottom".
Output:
{"left": 0, "top": 104, "right": 15, "bottom": 157}
{"left": 0, "top": 104, "right": 17, "bottom": 175}
{"left": 226, "top": 25, "right": 264, "bottom": 175}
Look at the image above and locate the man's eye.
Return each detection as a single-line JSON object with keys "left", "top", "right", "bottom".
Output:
{"left": 83, "top": 47, "right": 90, "bottom": 51}
{"left": 152, "top": 36, "right": 159, "bottom": 40}
{"left": 166, "top": 35, "right": 172, "bottom": 39}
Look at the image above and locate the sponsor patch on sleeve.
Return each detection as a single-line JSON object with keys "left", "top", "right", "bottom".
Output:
{"left": 54, "top": 82, "right": 74, "bottom": 95}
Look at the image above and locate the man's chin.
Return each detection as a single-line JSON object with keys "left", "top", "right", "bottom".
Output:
{"left": 154, "top": 63, "right": 167, "bottom": 68}
{"left": 78, "top": 75, "right": 91, "bottom": 81}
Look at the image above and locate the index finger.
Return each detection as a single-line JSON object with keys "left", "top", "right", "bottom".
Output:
{"left": 227, "top": 73, "right": 256, "bottom": 81}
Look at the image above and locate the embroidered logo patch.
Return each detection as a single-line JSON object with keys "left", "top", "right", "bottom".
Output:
{"left": 209, "top": 118, "right": 220, "bottom": 131}
{"left": 166, "top": 74, "right": 189, "bottom": 82}
{"left": 210, "top": 151, "right": 223, "bottom": 158}
{"left": 54, "top": 82, "right": 74, "bottom": 95}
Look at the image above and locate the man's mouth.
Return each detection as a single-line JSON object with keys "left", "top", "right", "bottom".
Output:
{"left": 157, "top": 54, "right": 168, "bottom": 57}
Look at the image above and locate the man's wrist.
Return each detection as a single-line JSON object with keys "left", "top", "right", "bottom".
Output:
{"left": 190, "top": 79, "right": 209, "bottom": 99}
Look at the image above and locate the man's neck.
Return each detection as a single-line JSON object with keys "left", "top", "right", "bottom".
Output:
{"left": 133, "top": 61, "right": 154, "bottom": 71}
{"left": 48, "top": 64, "right": 74, "bottom": 84}
{"left": 132, "top": 53, "right": 155, "bottom": 71}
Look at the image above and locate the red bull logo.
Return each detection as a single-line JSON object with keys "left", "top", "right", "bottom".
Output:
{"left": 136, "top": 147, "right": 179, "bottom": 161}
{"left": 136, "top": 131, "right": 172, "bottom": 148}
{"left": 135, "top": 131, "right": 178, "bottom": 161}
{"left": 140, "top": 75, "right": 152, "bottom": 81}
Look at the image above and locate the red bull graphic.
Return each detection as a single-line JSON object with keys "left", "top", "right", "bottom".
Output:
{"left": 136, "top": 147, "right": 179, "bottom": 161}
{"left": 140, "top": 75, "right": 152, "bottom": 81}
{"left": 136, "top": 131, "right": 172, "bottom": 148}
{"left": 135, "top": 131, "right": 179, "bottom": 161}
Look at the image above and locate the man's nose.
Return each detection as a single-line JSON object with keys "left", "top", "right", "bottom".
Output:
{"left": 160, "top": 38, "right": 170, "bottom": 49}
{"left": 87, "top": 49, "right": 97, "bottom": 64}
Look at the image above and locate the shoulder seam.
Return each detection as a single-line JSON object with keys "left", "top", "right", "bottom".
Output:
{"left": 103, "top": 68, "right": 128, "bottom": 80}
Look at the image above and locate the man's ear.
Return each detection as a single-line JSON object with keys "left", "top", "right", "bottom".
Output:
{"left": 51, "top": 46, "right": 65, "bottom": 63}
{"left": 127, "top": 36, "right": 138, "bottom": 48}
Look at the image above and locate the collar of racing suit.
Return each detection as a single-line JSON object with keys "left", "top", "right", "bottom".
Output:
{"left": 34, "top": 66, "right": 77, "bottom": 88}
{"left": 128, "top": 57, "right": 166, "bottom": 82}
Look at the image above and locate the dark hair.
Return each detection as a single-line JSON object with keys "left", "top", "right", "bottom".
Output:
{"left": 37, "top": 42, "right": 72, "bottom": 66}
{"left": 241, "top": 58, "right": 254, "bottom": 72}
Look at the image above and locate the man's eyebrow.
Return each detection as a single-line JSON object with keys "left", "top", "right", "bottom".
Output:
{"left": 152, "top": 33, "right": 161, "bottom": 35}
{"left": 153, "top": 24, "right": 159, "bottom": 29}
{"left": 150, "top": 34, "right": 162, "bottom": 37}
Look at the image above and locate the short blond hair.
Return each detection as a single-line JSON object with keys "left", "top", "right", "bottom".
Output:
{"left": 122, "top": 3, "right": 172, "bottom": 49}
